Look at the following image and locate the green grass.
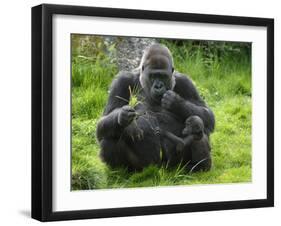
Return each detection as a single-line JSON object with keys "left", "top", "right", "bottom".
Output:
{"left": 71, "top": 39, "right": 252, "bottom": 190}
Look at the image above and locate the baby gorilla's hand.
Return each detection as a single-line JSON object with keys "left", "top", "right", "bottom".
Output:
{"left": 118, "top": 105, "right": 137, "bottom": 127}
{"left": 176, "top": 139, "right": 185, "bottom": 152}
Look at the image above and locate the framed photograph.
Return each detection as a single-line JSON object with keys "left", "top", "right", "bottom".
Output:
{"left": 32, "top": 4, "right": 274, "bottom": 221}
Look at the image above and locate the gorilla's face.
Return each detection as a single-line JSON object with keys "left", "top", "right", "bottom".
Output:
{"left": 182, "top": 116, "right": 204, "bottom": 139}
{"left": 140, "top": 45, "right": 175, "bottom": 104}
{"left": 144, "top": 68, "right": 173, "bottom": 102}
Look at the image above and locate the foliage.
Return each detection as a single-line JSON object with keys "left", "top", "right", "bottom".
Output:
{"left": 71, "top": 35, "right": 252, "bottom": 190}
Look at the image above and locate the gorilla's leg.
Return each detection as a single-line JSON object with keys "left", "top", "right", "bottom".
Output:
{"left": 99, "top": 138, "right": 143, "bottom": 170}
{"left": 161, "top": 141, "right": 188, "bottom": 168}
{"left": 100, "top": 138, "right": 129, "bottom": 168}
{"left": 184, "top": 135, "right": 212, "bottom": 172}
{"left": 99, "top": 137, "right": 160, "bottom": 171}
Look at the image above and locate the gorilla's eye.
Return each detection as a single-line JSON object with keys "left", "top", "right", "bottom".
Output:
{"left": 149, "top": 72, "right": 171, "bottom": 89}
{"left": 149, "top": 74, "right": 159, "bottom": 82}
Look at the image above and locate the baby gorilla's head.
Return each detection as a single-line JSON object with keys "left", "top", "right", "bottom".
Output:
{"left": 182, "top": 116, "right": 204, "bottom": 140}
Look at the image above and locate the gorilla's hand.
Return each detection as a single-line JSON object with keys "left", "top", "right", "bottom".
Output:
{"left": 176, "top": 139, "right": 185, "bottom": 152}
{"left": 161, "top": 90, "right": 183, "bottom": 112}
{"left": 125, "top": 121, "right": 144, "bottom": 141}
{"left": 118, "top": 105, "right": 137, "bottom": 127}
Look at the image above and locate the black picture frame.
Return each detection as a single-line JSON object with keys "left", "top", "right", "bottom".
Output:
{"left": 31, "top": 3, "right": 274, "bottom": 222}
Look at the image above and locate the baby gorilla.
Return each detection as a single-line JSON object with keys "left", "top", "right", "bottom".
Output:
{"left": 161, "top": 115, "right": 204, "bottom": 152}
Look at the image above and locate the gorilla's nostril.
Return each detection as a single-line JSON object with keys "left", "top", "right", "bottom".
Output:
{"left": 154, "top": 80, "right": 165, "bottom": 90}
{"left": 155, "top": 84, "right": 163, "bottom": 89}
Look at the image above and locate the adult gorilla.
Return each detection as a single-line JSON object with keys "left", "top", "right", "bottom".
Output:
{"left": 97, "top": 44, "right": 215, "bottom": 171}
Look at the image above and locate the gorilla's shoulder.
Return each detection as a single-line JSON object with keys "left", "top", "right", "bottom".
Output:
{"left": 111, "top": 69, "right": 140, "bottom": 88}
{"left": 174, "top": 72, "right": 196, "bottom": 91}
{"left": 174, "top": 72, "right": 193, "bottom": 84}
{"left": 174, "top": 72, "right": 202, "bottom": 101}
{"left": 116, "top": 69, "right": 140, "bottom": 82}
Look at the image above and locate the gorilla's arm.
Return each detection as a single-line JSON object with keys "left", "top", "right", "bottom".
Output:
{"left": 96, "top": 108, "right": 123, "bottom": 140}
{"left": 163, "top": 73, "right": 215, "bottom": 134}
{"left": 96, "top": 72, "right": 137, "bottom": 141}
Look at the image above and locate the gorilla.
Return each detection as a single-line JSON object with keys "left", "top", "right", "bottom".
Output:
{"left": 161, "top": 115, "right": 205, "bottom": 153}
{"left": 96, "top": 44, "right": 215, "bottom": 172}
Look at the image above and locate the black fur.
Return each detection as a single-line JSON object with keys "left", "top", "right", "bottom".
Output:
{"left": 96, "top": 44, "right": 215, "bottom": 172}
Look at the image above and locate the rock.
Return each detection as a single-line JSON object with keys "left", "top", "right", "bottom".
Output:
{"left": 115, "top": 37, "right": 156, "bottom": 71}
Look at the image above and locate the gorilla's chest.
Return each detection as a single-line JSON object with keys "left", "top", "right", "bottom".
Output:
{"left": 135, "top": 103, "right": 183, "bottom": 136}
{"left": 154, "top": 110, "right": 183, "bottom": 135}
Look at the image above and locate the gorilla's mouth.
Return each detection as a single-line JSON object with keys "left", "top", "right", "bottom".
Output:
{"left": 151, "top": 91, "right": 164, "bottom": 103}
{"left": 182, "top": 128, "right": 191, "bottom": 136}
{"left": 151, "top": 87, "right": 166, "bottom": 102}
